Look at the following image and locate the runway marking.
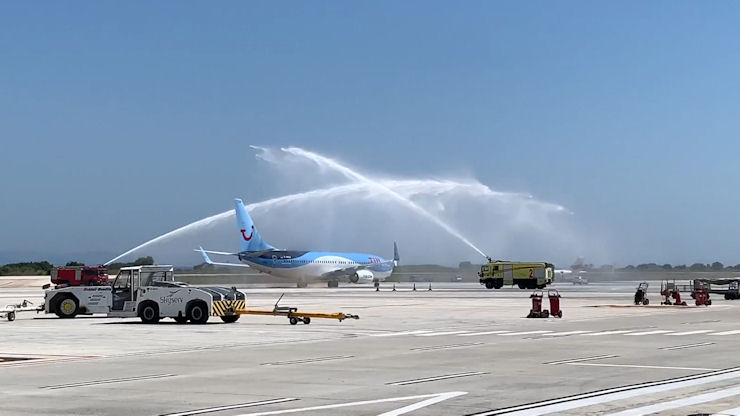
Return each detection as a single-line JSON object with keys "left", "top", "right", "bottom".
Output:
{"left": 565, "top": 363, "right": 719, "bottom": 371}
{"left": 41, "top": 373, "right": 175, "bottom": 389}
{"left": 715, "top": 404, "right": 740, "bottom": 415}
{"left": 232, "top": 391, "right": 467, "bottom": 416}
{"left": 660, "top": 342, "right": 714, "bottom": 351}
{"left": 624, "top": 330, "right": 673, "bottom": 336}
{"left": 666, "top": 329, "right": 714, "bottom": 336}
{"left": 467, "top": 366, "right": 740, "bottom": 416}
{"left": 580, "top": 330, "right": 634, "bottom": 336}
{"left": 410, "top": 342, "right": 484, "bottom": 351}
{"left": 261, "top": 355, "right": 354, "bottom": 366}
{"left": 538, "top": 331, "right": 592, "bottom": 337}
{"left": 160, "top": 398, "right": 299, "bottom": 416}
{"left": 499, "top": 330, "right": 553, "bottom": 336}
{"left": 387, "top": 371, "right": 488, "bottom": 386}
{"left": 416, "top": 330, "right": 471, "bottom": 337}
{"left": 544, "top": 354, "right": 618, "bottom": 365}
{"left": 370, "top": 330, "right": 432, "bottom": 337}
{"left": 710, "top": 329, "right": 740, "bottom": 336}
{"left": 458, "top": 330, "right": 511, "bottom": 337}
{"left": 603, "top": 384, "right": 740, "bottom": 415}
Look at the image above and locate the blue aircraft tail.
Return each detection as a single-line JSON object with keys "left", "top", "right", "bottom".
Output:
{"left": 234, "top": 198, "right": 275, "bottom": 252}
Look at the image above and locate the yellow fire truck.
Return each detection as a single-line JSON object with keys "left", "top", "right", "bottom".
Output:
{"left": 478, "top": 259, "right": 555, "bottom": 290}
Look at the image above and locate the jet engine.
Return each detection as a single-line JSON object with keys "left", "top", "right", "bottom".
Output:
{"left": 350, "top": 270, "right": 374, "bottom": 283}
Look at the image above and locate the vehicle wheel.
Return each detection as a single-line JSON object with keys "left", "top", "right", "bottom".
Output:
{"left": 493, "top": 279, "right": 503, "bottom": 289}
{"left": 7, "top": 311, "right": 15, "bottom": 322}
{"left": 139, "top": 302, "right": 160, "bottom": 324}
{"left": 543, "top": 310, "right": 549, "bottom": 318}
{"left": 174, "top": 316, "right": 188, "bottom": 324}
{"left": 681, "top": 302, "right": 687, "bottom": 306}
{"left": 517, "top": 282, "right": 526, "bottom": 290}
{"left": 537, "top": 284, "right": 546, "bottom": 289}
{"left": 485, "top": 280, "right": 494, "bottom": 289}
{"left": 557, "top": 311, "right": 562, "bottom": 318}
{"left": 289, "top": 317, "right": 298, "bottom": 325}
{"left": 327, "top": 281, "right": 339, "bottom": 288}
{"left": 726, "top": 294, "right": 731, "bottom": 300}
{"left": 220, "top": 315, "right": 240, "bottom": 323}
{"left": 303, "top": 317, "right": 311, "bottom": 324}
{"left": 56, "top": 296, "right": 79, "bottom": 318}
{"left": 707, "top": 300, "right": 712, "bottom": 306}
{"left": 187, "top": 302, "right": 209, "bottom": 324}
{"left": 643, "top": 299, "right": 649, "bottom": 305}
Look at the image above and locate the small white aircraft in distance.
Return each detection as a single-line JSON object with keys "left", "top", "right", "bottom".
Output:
{"left": 196, "top": 199, "right": 399, "bottom": 288}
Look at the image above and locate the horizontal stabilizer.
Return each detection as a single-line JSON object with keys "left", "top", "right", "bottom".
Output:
{"left": 196, "top": 247, "right": 250, "bottom": 268}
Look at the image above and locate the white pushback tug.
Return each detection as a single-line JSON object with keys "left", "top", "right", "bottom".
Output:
{"left": 44, "top": 265, "right": 245, "bottom": 324}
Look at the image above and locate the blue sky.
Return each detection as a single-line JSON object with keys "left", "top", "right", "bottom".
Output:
{"left": 2, "top": 2, "right": 740, "bottom": 266}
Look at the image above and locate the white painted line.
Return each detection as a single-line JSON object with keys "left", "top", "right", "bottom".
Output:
{"left": 624, "top": 330, "right": 673, "bottom": 336}
{"left": 472, "top": 367, "right": 740, "bottom": 416}
{"left": 410, "top": 342, "right": 484, "bottom": 351}
{"left": 604, "top": 384, "right": 740, "bottom": 416}
{"left": 416, "top": 330, "right": 471, "bottom": 337}
{"left": 42, "top": 373, "right": 175, "bottom": 389}
{"left": 377, "top": 391, "right": 468, "bottom": 416}
{"left": 388, "top": 371, "right": 488, "bottom": 386}
{"left": 580, "top": 330, "right": 634, "bottom": 336}
{"left": 458, "top": 330, "right": 511, "bottom": 337}
{"left": 499, "top": 330, "right": 553, "bottom": 336}
{"left": 710, "top": 329, "right": 740, "bottom": 336}
{"left": 370, "top": 330, "right": 432, "bottom": 337}
{"left": 544, "top": 355, "right": 618, "bottom": 365}
{"left": 161, "top": 398, "right": 298, "bottom": 416}
{"left": 666, "top": 330, "right": 714, "bottom": 336}
{"left": 539, "top": 331, "right": 591, "bottom": 336}
{"left": 715, "top": 404, "right": 740, "bottom": 415}
{"left": 233, "top": 391, "right": 467, "bottom": 416}
{"left": 660, "top": 342, "right": 714, "bottom": 351}
{"left": 566, "top": 363, "right": 719, "bottom": 371}
{"left": 262, "top": 355, "right": 353, "bottom": 366}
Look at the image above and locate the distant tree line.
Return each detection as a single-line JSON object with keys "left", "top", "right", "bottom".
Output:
{"left": 572, "top": 262, "right": 740, "bottom": 272}
{"left": 0, "top": 256, "right": 155, "bottom": 276}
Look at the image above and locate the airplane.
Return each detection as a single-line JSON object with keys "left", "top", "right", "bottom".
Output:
{"left": 195, "top": 198, "right": 399, "bottom": 288}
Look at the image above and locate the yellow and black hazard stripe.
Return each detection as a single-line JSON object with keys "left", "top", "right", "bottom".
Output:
{"left": 211, "top": 299, "right": 246, "bottom": 316}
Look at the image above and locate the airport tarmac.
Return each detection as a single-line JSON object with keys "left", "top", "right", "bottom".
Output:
{"left": 1, "top": 282, "right": 740, "bottom": 415}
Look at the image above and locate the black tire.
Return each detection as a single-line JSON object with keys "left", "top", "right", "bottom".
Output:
{"left": 303, "top": 317, "right": 311, "bottom": 325}
{"left": 55, "top": 295, "right": 79, "bottom": 319}
{"left": 139, "top": 302, "right": 160, "bottom": 324}
{"left": 485, "top": 280, "right": 495, "bottom": 289}
{"left": 517, "top": 282, "right": 527, "bottom": 290}
{"left": 327, "top": 281, "right": 339, "bottom": 288}
{"left": 493, "top": 279, "right": 503, "bottom": 289}
{"left": 543, "top": 310, "right": 549, "bottom": 318}
{"left": 537, "top": 284, "right": 546, "bottom": 289}
{"left": 557, "top": 311, "right": 562, "bottom": 318}
{"left": 726, "top": 294, "right": 731, "bottom": 300}
{"left": 289, "top": 317, "right": 298, "bottom": 325}
{"left": 707, "top": 300, "right": 712, "bottom": 306}
{"left": 187, "top": 302, "right": 209, "bottom": 324}
{"left": 220, "top": 315, "right": 240, "bottom": 323}
{"left": 7, "top": 311, "right": 15, "bottom": 322}
{"left": 681, "top": 302, "right": 687, "bottom": 306}
{"left": 174, "top": 316, "right": 188, "bottom": 324}
{"left": 643, "top": 299, "right": 649, "bottom": 305}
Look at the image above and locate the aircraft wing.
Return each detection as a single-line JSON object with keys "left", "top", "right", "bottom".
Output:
{"left": 194, "top": 247, "right": 251, "bottom": 268}
{"left": 320, "top": 259, "right": 396, "bottom": 280}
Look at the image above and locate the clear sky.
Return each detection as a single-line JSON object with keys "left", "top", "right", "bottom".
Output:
{"left": 2, "top": 2, "right": 740, "bottom": 266}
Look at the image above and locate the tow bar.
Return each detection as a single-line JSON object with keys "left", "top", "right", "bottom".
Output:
{"left": 236, "top": 294, "right": 360, "bottom": 325}
{"left": 1, "top": 300, "right": 43, "bottom": 322}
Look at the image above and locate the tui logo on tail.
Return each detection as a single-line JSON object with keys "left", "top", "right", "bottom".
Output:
{"left": 240, "top": 226, "right": 255, "bottom": 241}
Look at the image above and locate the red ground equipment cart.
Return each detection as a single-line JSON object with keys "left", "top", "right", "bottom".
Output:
{"left": 527, "top": 290, "right": 549, "bottom": 318}
{"left": 548, "top": 289, "right": 562, "bottom": 318}
{"left": 660, "top": 281, "right": 687, "bottom": 306}
{"left": 694, "top": 281, "right": 712, "bottom": 306}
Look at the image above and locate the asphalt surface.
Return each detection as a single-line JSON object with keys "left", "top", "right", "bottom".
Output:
{"left": 1, "top": 282, "right": 740, "bottom": 415}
